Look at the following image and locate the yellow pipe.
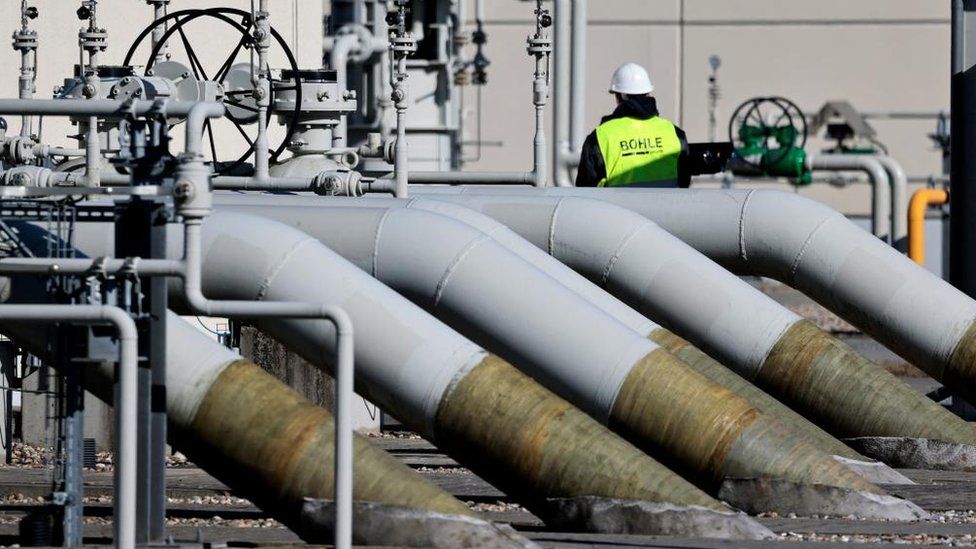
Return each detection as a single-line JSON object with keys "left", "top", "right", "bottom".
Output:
{"left": 908, "top": 188, "right": 948, "bottom": 265}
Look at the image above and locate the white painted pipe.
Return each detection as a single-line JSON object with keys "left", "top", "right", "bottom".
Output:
{"left": 330, "top": 33, "right": 360, "bottom": 147}
{"left": 214, "top": 200, "right": 914, "bottom": 498}
{"left": 876, "top": 155, "right": 909, "bottom": 250}
{"left": 569, "top": 0, "right": 587, "bottom": 154}
{"left": 807, "top": 154, "right": 890, "bottom": 242}
{"left": 410, "top": 185, "right": 976, "bottom": 406}
{"left": 552, "top": 0, "right": 572, "bottom": 187}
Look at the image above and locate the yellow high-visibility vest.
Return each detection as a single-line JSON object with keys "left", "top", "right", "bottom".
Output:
{"left": 595, "top": 116, "right": 682, "bottom": 187}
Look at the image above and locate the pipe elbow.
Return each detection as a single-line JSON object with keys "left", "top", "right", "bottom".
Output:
{"left": 908, "top": 189, "right": 949, "bottom": 265}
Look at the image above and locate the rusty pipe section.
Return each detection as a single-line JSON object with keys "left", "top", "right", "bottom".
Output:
{"left": 223, "top": 202, "right": 883, "bottom": 496}
{"left": 511, "top": 187, "right": 976, "bottom": 412}
{"left": 164, "top": 316, "right": 474, "bottom": 526}
{"left": 159, "top": 212, "right": 723, "bottom": 513}
{"left": 0, "top": 309, "right": 473, "bottom": 534}
{"left": 401, "top": 192, "right": 976, "bottom": 447}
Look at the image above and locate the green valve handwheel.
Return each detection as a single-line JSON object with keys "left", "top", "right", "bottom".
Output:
{"left": 729, "top": 96, "right": 811, "bottom": 184}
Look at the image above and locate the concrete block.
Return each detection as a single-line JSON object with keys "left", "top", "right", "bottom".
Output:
{"left": 544, "top": 497, "right": 775, "bottom": 540}
{"left": 299, "top": 499, "right": 538, "bottom": 548}
{"left": 718, "top": 478, "right": 930, "bottom": 521}
{"left": 846, "top": 436, "right": 976, "bottom": 472}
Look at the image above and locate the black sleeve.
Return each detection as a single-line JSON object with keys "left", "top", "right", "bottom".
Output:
{"left": 674, "top": 125, "right": 692, "bottom": 188}
{"left": 575, "top": 130, "right": 606, "bottom": 187}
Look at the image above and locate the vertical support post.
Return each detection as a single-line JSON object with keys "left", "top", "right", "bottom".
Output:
{"left": 552, "top": 0, "right": 571, "bottom": 187}
{"left": 148, "top": 201, "right": 168, "bottom": 542}
{"left": 114, "top": 198, "right": 166, "bottom": 544}
{"left": 60, "top": 330, "right": 84, "bottom": 548}
{"left": 950, "top": 0, "right": 976, "bottom": 296}
{"left": 569, "top": 0, "right": 586, "bottom": 155}
{"left": 0, "top": 342, "right": 15, "bottom": 465}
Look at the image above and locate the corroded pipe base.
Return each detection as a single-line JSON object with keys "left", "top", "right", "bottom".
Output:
{"left": 845, "top": 437, "right": 976, "bottom": 472}
{"left": 545, "top": 497, "right": 775, "bottom": 539}
{"left": 299, "top": 500, "right": 538, "bottom": 548}
{"left": 761, "top": 321, "right": 976, "bottom": 445}
{"left": 609, "top": 349, "right": 881, "bottom": 496}
{"left": 434, "top": 355, "right": 723, "bottom": 514}
{"left": 649, "top": 328, "right": 865, "bottom": 461}
{"left": 718, "top": 478, "right": 929, "bottom": 521}
{"left": 172, "top": 360, "right": 474, "bottom": 527}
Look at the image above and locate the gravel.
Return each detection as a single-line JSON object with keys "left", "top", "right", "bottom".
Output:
{"left": 0, "top": 444, "right": 195, "bottom": 471}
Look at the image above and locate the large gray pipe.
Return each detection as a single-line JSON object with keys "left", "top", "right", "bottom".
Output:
{"left": 219, "top": 199, "right": 891, "bottom": 500}
{"left": 413, "top": 185, "right": 976, "bottom": 416}
{"left": 212, "top": 192, "right": 874, "bottom": 464}
{"left": 63, "top": 210, "right": 722, "bottom": 516}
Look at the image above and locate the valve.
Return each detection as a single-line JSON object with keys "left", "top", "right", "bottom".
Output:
{"left": 728, "top": 96, "right": 810, "bottom": 184}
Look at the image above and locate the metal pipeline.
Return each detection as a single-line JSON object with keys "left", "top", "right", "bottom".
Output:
{"left": 807, "top": 154, "right": 891, "bottom": 242}
{"left": 414, "top": 186, "right": 976, "bottom": 418}
{"left": 405, "top": 187, "right": 976, "bottom": 447}
{"left": 210, "top": 192, "right": 864, "bottom": 462}
{"left": 876, "top": 156, "right": 909, "bottom": 249}
{"left": 569, "top": 0, "right": 587, "bottom": 155}
{"left": 331, "top": 33, "right": 361, "bottom": 146}
{"left": 552, "top": 0, "right": 572, "bottom": 187}
{"left": 223, "top": 200, "right": 886, "bottom": 498}
{"left": 908, "top": 188, "right": 949, "bottom": 266}
{"left": 56, "top": 211, "right": 723, "bottom": 516}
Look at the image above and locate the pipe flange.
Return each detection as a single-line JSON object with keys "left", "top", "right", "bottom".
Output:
{"left": 12, "top": 29, "right": 38, "bottom": 51}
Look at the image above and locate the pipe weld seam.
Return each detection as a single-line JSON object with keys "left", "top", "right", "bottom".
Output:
{"left": 254, "top": 237, "right": 318, "bottom": 302}
{"left": 601, "top": 221, "right": 650, "bottom": 287}
{"left": 371, "top": 208, "right": 396, "bottom": 278}
{"left": 739, "top": 189, "right": 757, "bottom": 264}
{"left": 548, "top": 197, "right": 567, "bottom": 255}
{"left": 432, "top": 234, "right": 492, "bottom": 310}
{"left": 787, "top": 215, "right": 834, "bottom": 284}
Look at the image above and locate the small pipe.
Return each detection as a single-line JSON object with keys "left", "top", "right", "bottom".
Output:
{"left": 252, "top": 0, "right": 272, "bottom": 182}
{"left": 876, "top": 156, "right": 909, "bottom": 250}
{"left": 0, "top": 305, "right": 136, "bottom": 549}
{"left": 552, "top": 0, "right": 571, "bottom": 187}
{"left": 85, "top": 116, "right": 100, "bottom": 187}
{"left": 807, "top": 154, "right": 891, "bottom": 242}
{"left": 330, "top": 33, "right": 360, "bottom": 146}
{"left": 379, "top": 171, "right": 536, "bottom": 185}
{"left": 908, "top": 188, "right": 949, "bottom": 266}
{"left": 569, "top": 0, "right": 586, "bottom": 154}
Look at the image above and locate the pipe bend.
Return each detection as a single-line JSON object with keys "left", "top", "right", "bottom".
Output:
{"left": 908, "top": 188, "right": 949, "bottom": 266}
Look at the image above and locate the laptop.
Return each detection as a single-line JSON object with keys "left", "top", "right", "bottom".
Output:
{"left": 688, "top": 142, "right": 734, "bottom": 175}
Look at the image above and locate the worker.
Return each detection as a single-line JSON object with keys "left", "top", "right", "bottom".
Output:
{"left": 576, "top": 63, "right": 690, "bottom": 188}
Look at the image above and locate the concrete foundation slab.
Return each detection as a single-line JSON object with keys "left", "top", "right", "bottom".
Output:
{"left": 833, "top": 455, "right": 915, "bottom": 484}
{"left": 718, "top": 478, "right": 930, "bottom": 521}
{"left": 544, "top": 497, "right": 776, "bottom": 540}
{"left": 845, "top": 437, "right": 976, "bottom": 471}
{"left": 299, "top": 499, "right": 538, "bottom": 548}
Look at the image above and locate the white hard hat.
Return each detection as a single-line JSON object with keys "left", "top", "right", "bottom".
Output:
{"left": 609, "top": 63, "right": 654, "bottom": 95}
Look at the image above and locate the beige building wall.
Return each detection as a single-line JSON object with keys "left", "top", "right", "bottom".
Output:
{"left": 0, "top": 1, "right": 950, "bottom": 216}
{"left": 461, "top": 0, "right": 949, "bottom": 215}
